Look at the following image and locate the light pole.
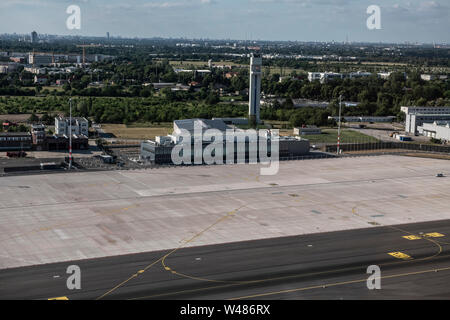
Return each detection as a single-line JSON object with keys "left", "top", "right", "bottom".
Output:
{"left": 337, "top": 94, "right": 342, "bottom": 155}
{"left": 69, "top": 98, "right": 72, "bottom": 170}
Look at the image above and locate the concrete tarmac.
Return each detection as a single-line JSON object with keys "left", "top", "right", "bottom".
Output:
{"left": 2, "top": 155, "right": 450, "bottom": 270}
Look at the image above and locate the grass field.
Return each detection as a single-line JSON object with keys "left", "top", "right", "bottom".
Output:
{"left": 299, "top": 129, "right": 378, "bottom": 144}
{"left": 101, "top": 123, "right": 172, "bottom": 140}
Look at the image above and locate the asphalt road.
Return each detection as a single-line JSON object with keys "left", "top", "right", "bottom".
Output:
{"left": 1, "top": 219, "right": 450, "bottom": 300}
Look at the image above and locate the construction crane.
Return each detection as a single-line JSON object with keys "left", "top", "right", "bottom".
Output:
{"left": 76, "top": 44, "right": 100, "bottom": 67}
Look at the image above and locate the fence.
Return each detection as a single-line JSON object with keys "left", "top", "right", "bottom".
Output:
{"left": 325, "top": 142, "right": 450, "bottom": 154}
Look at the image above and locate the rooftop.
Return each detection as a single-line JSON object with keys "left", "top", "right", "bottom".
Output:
{"left": 174, "top": 118, "right": 231, "bottom": 134}
{"left": 0, "top": 132, "right": 31, "bottom": 137}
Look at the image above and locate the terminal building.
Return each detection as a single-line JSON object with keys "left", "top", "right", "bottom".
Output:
{"left": 140, "top": 119, "right": 310, "bottom": 165}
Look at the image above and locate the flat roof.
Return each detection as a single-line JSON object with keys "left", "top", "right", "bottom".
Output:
{"left": 0, "top": 132, "right": 31, "bottom": 137}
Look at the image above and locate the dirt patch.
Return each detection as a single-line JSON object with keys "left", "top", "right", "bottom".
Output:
{"left": 0, "top": 114, "right": 43, "bottom": 123}
{"left": 101, "top": 124, "right": 172, "bottom": 140}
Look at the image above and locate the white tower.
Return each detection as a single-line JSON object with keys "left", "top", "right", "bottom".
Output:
{"left": 249, "top": 53, "right": 262, "bottom": 125}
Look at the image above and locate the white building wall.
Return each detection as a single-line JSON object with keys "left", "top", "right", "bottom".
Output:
{"left": 55, "top": 117, "right": 89, "bottom": 136}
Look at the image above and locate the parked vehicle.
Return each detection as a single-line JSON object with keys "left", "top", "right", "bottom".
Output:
{"left": 6, "top": 151, "right": 27, "bottom": 158}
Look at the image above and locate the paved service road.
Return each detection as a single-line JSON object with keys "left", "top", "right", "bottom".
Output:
{"left": 1, "top": 219, "right": 450, "bottom": 300}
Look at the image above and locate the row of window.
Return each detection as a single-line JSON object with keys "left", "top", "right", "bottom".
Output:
{"left": 0, "top": 137, "right": 31, "bottom": 141}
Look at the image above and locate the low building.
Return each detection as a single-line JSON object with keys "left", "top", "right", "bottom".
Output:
{"left": 293, "top": 99, "right": 329, "bottom": 108}
{"left": 34, "top": 75, "right": 48, "bottom": 85}
{"left": 10, "top": 57, "right": 26, "bottom": 63}
{"left": 328, "top": 116, "right": 396, "bottom": 123}
{"left": 151, "top": 83, "right": 176, "bottom": 90}
{"left": 24, "top": 67, "right": 47, "bottom": 75}
{"left": 294, "top": 126, "right": 322, "bottom": 135}
{"left": 0, "top": 63, "right": 19, "bottom": 74}
{"left": 418, "top": 121, "right": 450, "bottom": 142}
{"left": 308, "top": 72, "right": 322, "bottom": 82}
{"left": 0, "top": 132, "right": 32, "bottom": 151}
{"left": 420, "top": 74, "right": 447, "bottom": 81}
{"left": 377, "top": 72, "right": 392, "bottom": 80}
{"left": 45, "top": 134, "right": 89, "bottom": 151}
{"left": 401, "top": 106, "right": 450, "bottom": 115}
{"left": 343, "top": 101, "right": 360, "bottom": 107}
{"left": 55, "top": 116, "right": 89, "bottom": 137}
{"left": 405, "top": 113, "right": 450, "bottom": 134}
{"left": 347, "top": 71, "right": 372, "bottom": 79}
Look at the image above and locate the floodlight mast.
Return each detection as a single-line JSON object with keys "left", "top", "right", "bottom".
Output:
{"left": 69, "top": 98, "right": 72, "bottom": 170}
{"left": 337, "top": 95, "right": 342, "bottom": 155}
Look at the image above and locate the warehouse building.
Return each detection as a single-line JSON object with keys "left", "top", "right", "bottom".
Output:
{"left": 405, "top": 114, "right": 450, "bottom": 134}
{"left": 418, "top": 121, "right": 450, "bottom": 142}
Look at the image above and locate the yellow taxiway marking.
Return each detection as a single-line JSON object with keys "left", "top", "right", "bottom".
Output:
{"left": 48, "top": 296, "right": 69, "bottom": 300}
{"left": 403, "top": 235, "right": 422, "bottom": 240}
{"left": 228, "top": 265, "right": 450, "bottom": 300}
{"left": 403, "top": 232, "right": 445, "bottom": 240}
{"left": 388, "top": 252, "right": 413, "bottom": 260}
{"left": 424, "top": 232, "right": 445, "bottom": 238}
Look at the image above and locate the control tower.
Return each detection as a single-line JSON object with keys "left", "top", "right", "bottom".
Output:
{"left": 249, "top": 53, "right": 262, "bottom": 126}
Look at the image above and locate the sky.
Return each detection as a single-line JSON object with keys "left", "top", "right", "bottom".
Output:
{"left": 0, "top": 0, "right": 449, "bottom": 43}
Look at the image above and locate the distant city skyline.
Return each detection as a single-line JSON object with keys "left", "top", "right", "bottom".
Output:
{"left": 0, "top": 0, "right": 449, "bottom": 43}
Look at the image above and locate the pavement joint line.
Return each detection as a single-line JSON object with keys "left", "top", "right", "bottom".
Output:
{"left": 0, "top": 171, "right": 439, "bottom": 213}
